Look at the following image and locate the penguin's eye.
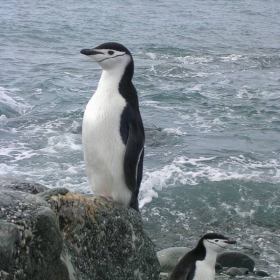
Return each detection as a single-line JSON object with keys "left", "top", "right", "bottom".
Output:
{"left": 108, "top": 50, "right": 114, "bottom": 55}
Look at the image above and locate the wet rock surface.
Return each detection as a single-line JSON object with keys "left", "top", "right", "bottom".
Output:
{"left": 254, "top": 269, "right": 270, "bottom": 277}
{"left": 0, "top": 178, "right": 48, "bottom": 194}
{"left": 0, "top": 185, "right": 64, "bottom": 280}
{"left": 157, "top": 247, "right": 190, "bottom": 273}
{"left": 224, "top": 267, "right": 244, "bottom": 277}
{"left": 217, "top": 251, "right": 255, "bottom": 272}
{"left": 0, "top": 181, "right": 160, "bottom": 280}
{"left": 52, "top": 192, "right": 160, "bottom": 280}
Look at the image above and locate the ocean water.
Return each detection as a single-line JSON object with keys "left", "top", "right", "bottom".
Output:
{"left": 1, "top": 0, "right": 280, "bottom": 276}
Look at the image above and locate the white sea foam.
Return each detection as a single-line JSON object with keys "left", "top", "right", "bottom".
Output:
{"left": 142, "top": 100, "right": 176, "bottom": 111}
{"left": 0, "top": 141, "right": 40, "bottom": 164}
{"left": 0, "top": 155, "right": 89, "bottom": 193}
{"left": 187, "top": 84, "right": 202, "bottom": 92}
{"left": 177, "top": 55, "right": 214, "bottom": 65}
{"left": 162, "top": 127, "right": 186, "bottom": 136}
{"left": 0, "top": 115, "right": 8, "bottom": 123}
{"left": 13, "top": 150, "right": 38, "bottom": 161}
{"left": 179, "top": 109, "right": 227, "bottom": 133}
{"left": 54, "top": 134, "right": 82, "bottom": 151}
{"left": 236, "top": 87, "right": 254, "bottom": 99}
{"left": 192, "top": 72, "right": 212, "bottom": 78}
{"left": 146, "top": 52, "right": 157, "bottom": 60}
{"left": 234, "top": 207, "right": 255, "bottom": 218}
{"left": 220, "top": 54, "right": 243, "bottom": 61}
{"left": 260, "top": 90, "right": 280, "bottom": 100}
{"left": 139, "top": 155, "right": 280, "bottom": 208}
{"left": 0, "top": 87, "right": 32, "bottom": 115}
{"left": 0, "top": 163, "right": 16, "bottom": 176}
{"left": 41, "top": 134, "right": 82, "bottom": 154}
{"left": 236, "top": 87, "right": 280, "bottom": 100}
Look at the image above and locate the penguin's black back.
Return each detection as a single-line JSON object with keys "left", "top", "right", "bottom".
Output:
{"left": 118, "top": 54, "right": 144, "bottom": 212}
{"left": 169, "top": 240, "right": 206, "bottom": 280}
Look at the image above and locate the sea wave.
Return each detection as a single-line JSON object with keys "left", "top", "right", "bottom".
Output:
{"left": 0, "top": 86, "right": 32, "bottom": 116}
{"left": 139, "top": 155, "right": 280, "bottom": 208}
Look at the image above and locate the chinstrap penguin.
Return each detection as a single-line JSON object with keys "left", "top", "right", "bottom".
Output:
{"left": 80, "top": 42, "right": 145, "bottom": 212}
{"left": 169, "top": 232, "right": 236, "bottom": 280}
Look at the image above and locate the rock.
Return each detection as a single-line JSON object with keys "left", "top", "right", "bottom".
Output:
{"left": 0, "top": 182, "right": 160, "bottom": 280}
{"left": 252, "top": 250, "right": 261, "bottom": 256}
{"left": 217, "top": 251, "right": 255, "bottom": 272}
{"left": 0, "top": 222, "right": 20, "bottom": 272}
{"left": 241, "top": 243, "right": 254, "bottom": 250}
{"left": 51, "top": 193, "right": 160, "bottom": 280}
{"left": 215, "top": 276, "right": 229, "bottom": 280}
{"left": 0, "top": 270, "right": 10, "bottom": 280}
{"left": 254, "top": 269, "right": 270, "bottom": 277}
{"left": 224, "top": 267, "right": 244, "bottom": 276}
{"left": 215, "top": 262, "right": 223, "bottom": 272}
{"left": 157, "top": 247, "right": 190, "bottom": 273}
{"left": 37, "top": 187, "right": 69, "bottom": 201}
{"left": 239, "top": 267, "right": 250, "bottom": 274}
{"left": 159, "top": 272, "right": 169, "bottom": 280}
{"left": 0, "top": 178, "right": 48, "bottom": 194}
{"left": 0, "top": 189, "right": 66, "bottom": 280}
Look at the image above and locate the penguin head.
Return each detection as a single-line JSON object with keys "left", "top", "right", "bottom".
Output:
{"left": 200, "top": 233, "right": 236, "bottom": 254}
{"left": 81, "top": 42, "right": 133, "bottom": 72}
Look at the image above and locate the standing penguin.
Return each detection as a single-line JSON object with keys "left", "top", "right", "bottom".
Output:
{"left": 169, "top": 233, "right": 236, "bottom": 280}
{"left": 80, "top": 42, "right": 145, "bottom": 212}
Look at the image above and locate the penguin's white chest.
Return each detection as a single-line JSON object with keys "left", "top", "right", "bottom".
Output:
{"left": 82, "top": 81, "right": 132, "bottom": 205}
{"left": 193, "top": 260, "right": 215, "bottom": 280}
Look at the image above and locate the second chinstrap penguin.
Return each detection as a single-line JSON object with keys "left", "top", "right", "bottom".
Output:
{"left": 81, "top": 42, "right": 145, "bottom": 212}
{"left": 169, "top": 233, "right": 236, "bottom": 280}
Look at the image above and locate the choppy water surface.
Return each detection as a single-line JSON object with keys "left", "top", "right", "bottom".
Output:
{"left": 1, "top": 0, "right": 280, "bottom": 276}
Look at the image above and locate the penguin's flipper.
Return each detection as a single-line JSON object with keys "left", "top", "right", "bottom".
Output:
{"left": 123, "top": 119, "right": 144, "bottom": 193}
{"left": 169, "top": 253, "right": 195, "bottom": 280}
{"left": 169, "top": 268, "right": 190, "bottom": 280}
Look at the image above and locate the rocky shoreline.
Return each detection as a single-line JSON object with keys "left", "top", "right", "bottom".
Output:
{"left": 0, "top": 180, "right": 278, "bottom": 279}
{"left": 0, "top": 180, "right": 159, "bottom": 280}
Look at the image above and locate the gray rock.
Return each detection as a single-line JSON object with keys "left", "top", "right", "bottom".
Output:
{"left": 0, "top": 178, "right": 48, "bottom": 194}
{"left": 217, "top": 251, "right": 255, "bottom": 272}
{"left": 241, "top": 243, "right": 254, "bottom": 250}
{"left": 254, "top": 270, "right": 270, "bottom": 277}
{"left": 0, "top": 183, "right": 160, "bottom": 280}
{"left": 0, "top": 270, "right": 10, "bottom": 280}
{"left": 0, "top": 189, "right": 66, "bottom": 280}
{"left": 36, "top": 187, "right": 69, "bottom": 201}
{"left": 224, "top": 267, "right": 244, "bottom": 276}
{"left": 51, "top": 193, "right": 160, "bottom": 280}
{"left": 252, "top": 250, "right": 261, "bottom": 256}
{"left": 157, "top": 247, "right": 190, "bottom": 273}
{"left": 0, "top": 222, "right": 20, "bottom": 272}
{"left": 215, "top": 276, "right": 229, "bottom": 280}
{"left": 215, "top": 262, "right": 223, "bottom": 272}
{"left": 0, "top": 190, "right": 63, "bottom": 280}
{"left": 159, "top": 272, "right": 169, "bottom": 280}
{"left": 239, "top": 267, "right": 250, "bottom": 274}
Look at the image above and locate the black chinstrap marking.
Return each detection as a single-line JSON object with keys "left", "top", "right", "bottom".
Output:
{"left": 206, "top": 239, "right": 229, "bottom": 249}
{"left": 97, "top": 53, "right": 126, "bottom": 63}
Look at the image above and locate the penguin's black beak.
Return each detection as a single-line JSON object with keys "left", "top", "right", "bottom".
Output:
{"left": 81, "top": 49, "right": 104, "bottom": 56}
{"left": 224, "top": 240, "right": 236, "bottom": 245}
